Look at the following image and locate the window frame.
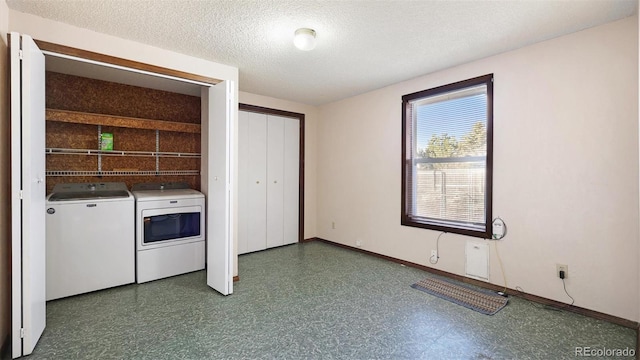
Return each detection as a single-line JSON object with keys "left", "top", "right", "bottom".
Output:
{"left": 401, "top": 74, "right": 494, "bottom": 239}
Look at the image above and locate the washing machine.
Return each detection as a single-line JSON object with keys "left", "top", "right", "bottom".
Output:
{"left": 131, "top": 182, "right": 205, "bottom": 283}
{"left": 45, "top": 182, "right": 135, "bottom": 300}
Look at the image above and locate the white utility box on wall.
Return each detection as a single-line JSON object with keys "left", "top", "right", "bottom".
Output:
{"left": 465, "top": 240, "right": 490, "bottom": 281}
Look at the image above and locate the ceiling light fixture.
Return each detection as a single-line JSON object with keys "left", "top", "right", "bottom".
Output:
{"left": 293, "top": 28, "right": 317, "bottom": 51}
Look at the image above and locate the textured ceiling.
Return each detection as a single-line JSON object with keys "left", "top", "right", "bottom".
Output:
{"left": 6, "top": 0, "right": 638, "bottom": 106}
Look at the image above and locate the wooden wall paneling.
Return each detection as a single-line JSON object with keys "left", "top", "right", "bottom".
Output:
{"left": 102, "top": 127, "right": 156, "bottom": 152}
{"left": 102, "top": 126, "right": 156, "bottom": 171}
{"left": 159, "top": 131, "right": 200, "bottom": 153}
{"left": 46, "top": 176, "right": 101, "bottom": 194}
{"left": 157, "top": 130, "right": 201, "bottom": 190}
{"left": 160, "top": 158, "right": 200, "bottom": 171}
{"left": 46, "top": 121, "right": 96, "bottom": 192}
{"left": 46, "top": 121, "right": 97, "bottom": 148}
{"left": 44, "top": 71, "right": 202, "bottom": 191}
{"left": 47, "top": 175, "right": 200, "bottom": 194}
{"left": 46, "top": 155, "right": 95, "bottom": 172}
{"left": 101, "top": 157, "right": 156, "bottom": 173}
{"left": 46, "top": 72, "right": 201, "bottom": 123}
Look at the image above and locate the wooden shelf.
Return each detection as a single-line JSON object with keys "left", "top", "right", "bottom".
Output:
{"left": 46, "top": 109, "right": 201, "bottom": 133}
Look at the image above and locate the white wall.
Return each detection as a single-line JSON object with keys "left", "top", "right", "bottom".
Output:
{"left": 0, "top": 0, "right": 10, "bottom": 348}
{"left": 317, "top": 16, "right": 639, "bottom": 321}
{"left": 238, "top": 91, "right": 318, "bottom": 241}
{"left": 8, "top": 10, "right": 241, "bottom": 277}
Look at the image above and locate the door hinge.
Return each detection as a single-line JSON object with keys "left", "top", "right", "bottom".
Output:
{"left": 18, "top": 190, "right": 23, "bottom": 199}
{"left": 20, "top": 328, "right": 24, "bottom": 338}
{"left": 18, "top": 49, "right": 23, "bottom": 60}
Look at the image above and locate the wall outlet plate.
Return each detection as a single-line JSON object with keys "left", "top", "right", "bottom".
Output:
{"left": 557, "top": 264, "right": 568, "bottom": 279}
{"left": 431, "top": 250, "right": 438, "bottom": 260}
{"left": 356, "top": 239, "right": 362, "bottom": 248}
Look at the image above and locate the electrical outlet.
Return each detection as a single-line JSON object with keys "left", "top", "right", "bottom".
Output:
{"left": 331, "top": 221, "right": 335, "bottom": 230}
{"left": 356, "top": 239, "right": 362, "bottom": 248}
{"left": 431, "top": 250, "right": 438, "bottom": 260}
{"left": 557, "top": 264, "right": 568, "bottom": 279}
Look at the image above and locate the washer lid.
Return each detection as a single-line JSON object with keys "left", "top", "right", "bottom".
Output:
{"left": 48, "top": 182, "right": 131, "bottom": 201}
{"left": 48, "top": 190, "right": 131, "bottom": 201}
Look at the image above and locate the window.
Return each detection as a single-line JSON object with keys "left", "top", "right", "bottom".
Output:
{"left": 401, "top": 74, "right": 493, "bottom": 238}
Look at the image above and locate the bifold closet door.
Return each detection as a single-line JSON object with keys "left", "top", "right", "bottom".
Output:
{"left": 266, "top": 115, "right": 285, "bottom": 248}
{"left": 283, "top": 118, "right": 300, "bottom": 245}
{"left": 238, "top": 111, "right": 299, "bottom": 254}
{"left": 238, "top": 111, "right": 268, "bottom": 254}
{"left": 10, "top": 32, "right": 47, "bottom": 359}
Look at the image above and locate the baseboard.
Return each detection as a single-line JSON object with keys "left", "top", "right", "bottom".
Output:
{"left": 301, "top": 237, "right": 319, "bottom": 243}
{"left": 0, "top": 334, "right": 9, "bottom": 360}
{"left": 315, "top": 237, "right": 639, "bottom": 330}
{"left": 233, "top": 275, "right": 239, "bottom": 282}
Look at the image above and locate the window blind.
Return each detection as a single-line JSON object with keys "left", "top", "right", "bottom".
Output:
{"left": 402, "top": 74, "right": 493, "bottom": 238}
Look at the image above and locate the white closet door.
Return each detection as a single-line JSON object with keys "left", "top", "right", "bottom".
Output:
{"left": 10, "top": 32, "right": 46, "bottom": 358}
{"left": 238, "top": 112, "right": 267, "bottom": 254}
{"left": 283, "top": 118, "right": 300, "bottom": 245}
{"left": 237, "top": 111, "right": 250, "bottom": 255}
{"left": 203, "top": 80, "right": 233, "bottom": 296}
{"left": 266, "top": 115, "right": 285, "bottom": 248}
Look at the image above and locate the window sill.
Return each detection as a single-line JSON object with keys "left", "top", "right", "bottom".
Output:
{"left": 401, "top": 216, "right": 489, "bottom": 239}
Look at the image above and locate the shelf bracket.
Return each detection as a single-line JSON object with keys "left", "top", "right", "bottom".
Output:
{"left": 155, "top": 129, "right": 160, "bottom": 174}
{"left": 97, "top": 125, "right": 102, "bottom": 173}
